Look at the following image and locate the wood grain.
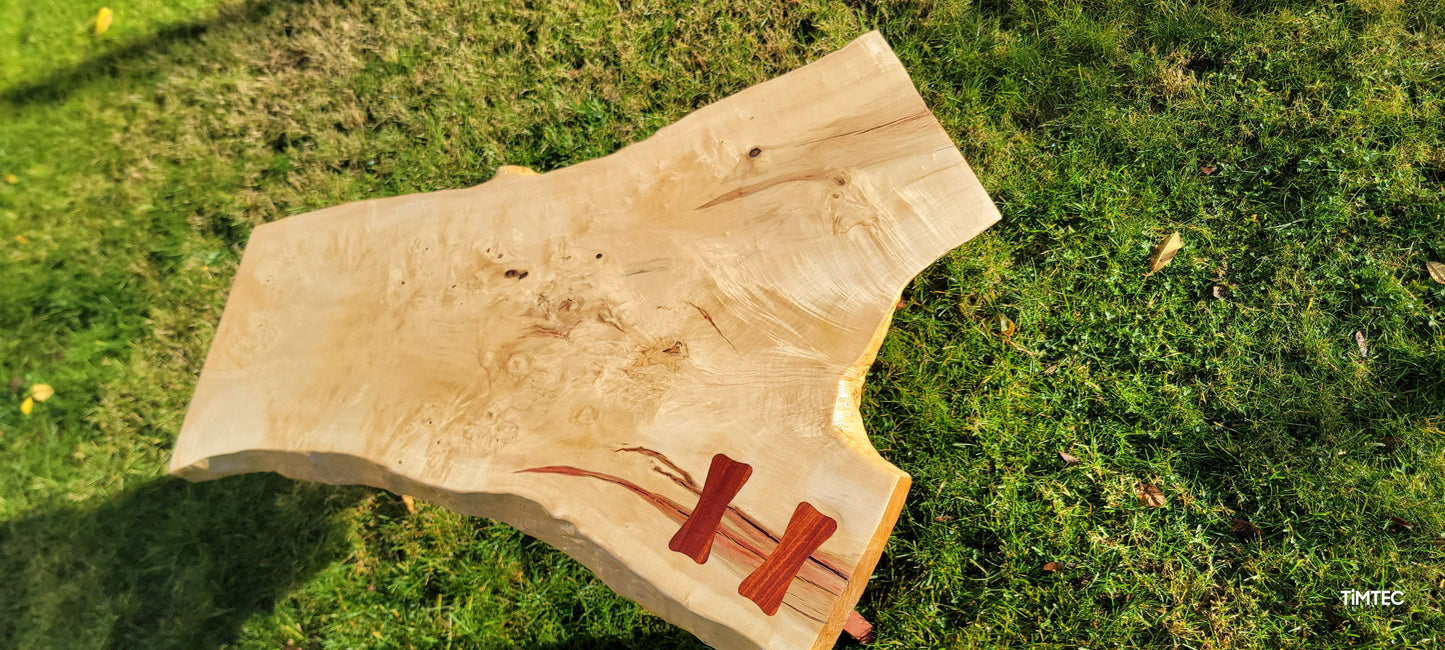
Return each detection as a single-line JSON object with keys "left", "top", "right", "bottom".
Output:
{"left": 168, "top": 30, "right": 1000, "bottom": 649}
{"left": 739, "top": 502, "right": 839, "bottom": 616}
{"left": 671, "top": 453, "right": 754, "bottom": 564}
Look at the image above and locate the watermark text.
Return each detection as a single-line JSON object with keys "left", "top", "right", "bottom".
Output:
{"left": 1339, "top": 589, "right": 1404, "bottom": 606}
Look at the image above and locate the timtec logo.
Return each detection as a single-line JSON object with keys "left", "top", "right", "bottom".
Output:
{"left": 1339, "top": 589, "right": 1404, "bottom": 606}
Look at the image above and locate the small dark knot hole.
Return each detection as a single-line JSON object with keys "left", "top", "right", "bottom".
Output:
{"left": 504, "top": 269, "right": 518, "bottom": 278}
{"left": 748, "top": 147, "right": 762, "bottom": 158}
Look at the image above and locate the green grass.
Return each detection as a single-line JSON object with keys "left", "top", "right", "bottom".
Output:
{"left": 2, "top": 0, "right": 1443, "bottom": 647}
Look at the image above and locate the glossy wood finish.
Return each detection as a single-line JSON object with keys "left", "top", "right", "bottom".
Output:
{"left": 671, "top": 454, "right": 754, "bottom": 564}
{"left": 739, "top": 503, "right": 839, "bottom": 616}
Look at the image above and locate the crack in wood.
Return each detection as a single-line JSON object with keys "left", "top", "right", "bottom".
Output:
{"left": 617, "top": 447, "right": 850, "bottom": 585}
{"left": 694, "top": 110, "right": 933, "bottom": 213}
{"left": 670, "top": 454, "right": 753, "bottom": 564}
{"left": 515, "top": 455, "right": 853, "bottom": 616}
{"left": 811, "top": 109, "right": 931, "bottom": 143}
{"left": 617, "top": 446, "right": 698, "bottom": 489}
{"left": 694, "top": 172, "right": 827, "bottom": 211}
{"left": 738, "top": 502, "right": 837, "bottom": 616}
{"left": 685, "top": 301, "right": 736, "bottom": 351}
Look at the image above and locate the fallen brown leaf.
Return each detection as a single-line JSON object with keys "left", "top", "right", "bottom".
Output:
{"left": 1059, "top": 451, "right": 1080, "bottom": 465}
{"left": 1354, "top": 331, "right": 1368, "bottom": 360}
{"left": 934, "top": 515, "right": 953, "bottom": 522}
{"left": 1388, "top": 516, "right": 1414, "bottom": 531}
{"left": 1428, "top": 261, "right": 1445, "bottom": 285}
{"left": 401, "top": 494, "right": 417, "bottom": 514}
{"left": 1200, "top": 165, "right": 1216, "bottom": 175}
{"left": 1146, "top": 232, "right": 1183, "bottom": 276}
{"left": 1231, "top": 518, "right": 1260, "bottom": 541}
{"left": 996, "top": 314, "right": 1017, "bottom": 338}
{"left": 1137, "top": 484, "right": 1167, "bottom": 507}
{"left": 1043, "top": 561, "right": 1065, "bottom": 572}
{"left": 1212, "top": 285, "right": 1227, "bottom": 300}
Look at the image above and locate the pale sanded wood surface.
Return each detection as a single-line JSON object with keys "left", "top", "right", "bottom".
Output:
{"left": 169, "top": 31, "right": 1000, "bottom": 649}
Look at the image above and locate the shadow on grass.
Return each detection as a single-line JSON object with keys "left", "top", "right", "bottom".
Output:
{"left": 1, "top": 0, "right": 295, "bottom": 107}
{"left": 523, "top": 628, "right": 867, "bottom": 650}
{"left": 0, "top": 473, "right": 363, "bottom": 649}
{"left": 525, "top": 631, "right": 710, "bottom": 650}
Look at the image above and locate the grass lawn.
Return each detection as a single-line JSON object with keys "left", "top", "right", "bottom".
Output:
{"left": 2, "top": 0, "right": 1443, "bottom": 647}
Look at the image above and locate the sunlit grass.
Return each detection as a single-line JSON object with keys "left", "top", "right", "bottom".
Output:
{"left": 1, "top": 0, "right": 1442, "bottom": 647}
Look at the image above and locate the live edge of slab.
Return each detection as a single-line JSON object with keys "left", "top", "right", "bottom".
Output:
{"left": 168, "top": 30, "right": 1000, "bottom": 650}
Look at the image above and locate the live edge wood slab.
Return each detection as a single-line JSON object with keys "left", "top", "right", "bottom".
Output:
{"left": 169, "top": 31, "right": 999, "bottom": 650}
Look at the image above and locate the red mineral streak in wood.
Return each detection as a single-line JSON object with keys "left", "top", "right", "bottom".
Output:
{"left": 738, "top": 502, "right": 838, "bottom": 616}
{"left": 517, "top": 466, "right": 690, "bottom": 523}
{"left": 617, "top": 446, "right": 699, "bottom": 489}
{"left": 616, "top": 447, "right": 852, "bottom": 585}
{"left": 844, "top": 609, "right": 876, "bottom": 643}
{"left": 517, "top": 464, "right": 781, "bottom": 577}
{"left": 518, "top": 453, "right": 854, "bottom": 619}
{"left": 669, "top": 454, "right": 753, "bottom": 564}
{"left": 685, "top": 301, "right": 736, "bottom": 350}
{"left": 534, "top": 453, "right": 843, "bottom": 580}
{"left": 720, "top": 500, "right": 850, "bottom": 590}
{"left": 517, "top": 464, "right": 832, "bottom": 624}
